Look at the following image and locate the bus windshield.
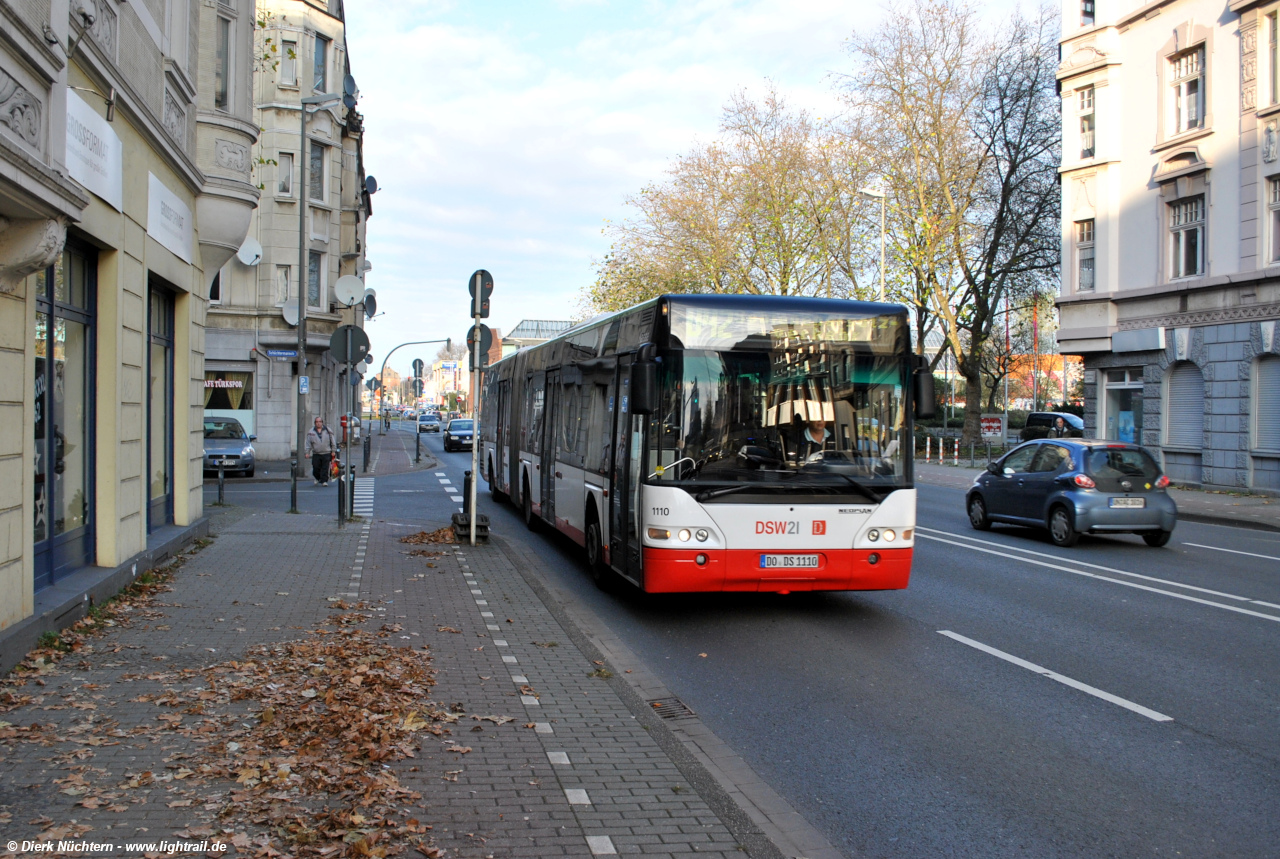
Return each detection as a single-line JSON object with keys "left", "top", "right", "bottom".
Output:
{"left": 647, "top": 332, "right": 910, "bottom": 499}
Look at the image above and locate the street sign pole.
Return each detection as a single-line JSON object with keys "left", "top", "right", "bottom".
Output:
{"left": 469, "top": 272, "right": 481, "bottom": 547}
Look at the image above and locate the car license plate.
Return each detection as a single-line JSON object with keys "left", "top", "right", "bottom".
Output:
{"left": 1109, "top": 497, "right": 1145, "bottom": 508}
{"left": 215, "top": 458, "right": 236, "bottom": 466}
{"left": 759, "top": 554, "right": 819, "bottom": 569}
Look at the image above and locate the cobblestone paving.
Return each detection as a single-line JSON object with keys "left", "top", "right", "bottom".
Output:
{"left": 362, "top": 519, "right": 747, "bottom": 858}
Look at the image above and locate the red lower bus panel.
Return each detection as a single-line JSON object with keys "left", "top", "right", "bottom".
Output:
{"left": 641, "top": 547, "right": 913, "bottom": 593}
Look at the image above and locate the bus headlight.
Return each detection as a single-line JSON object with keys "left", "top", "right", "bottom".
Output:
{"left": 867, "top": 529, "right": 880, "bottom": 542}
{"left": 695, "top": 529, "right": 709, "bottom": 542}
{"left": 647, "top": 528, "right": 670, "bottom": 540}
{"left": 678, "top": 529, "right": 691, "bottom": 542}
{"left": 882, "top": 530, "right": 896, "bottom": 543}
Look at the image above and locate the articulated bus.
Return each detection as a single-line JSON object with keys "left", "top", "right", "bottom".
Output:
{"left": 480, "top": 294, "right": 935, "bottom": 593}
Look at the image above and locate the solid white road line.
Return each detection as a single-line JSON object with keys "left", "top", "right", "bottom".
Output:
{"left": 1182, "top": 542, "right": 1280, "bottom": 563}
{"left": 917, "top": 532, "right": 1280, "bottom": 624}
{"left": 938, "top": 630, "right": 1173, "bottom": 722}
{"left": 917, "top": 527, "right": 1253, "bottom": 601}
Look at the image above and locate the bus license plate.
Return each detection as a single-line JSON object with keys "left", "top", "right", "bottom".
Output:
{"left": 1109, "top": 497, "right": 1145, "bottom": 508}
{"left": 760, "top": 554, "right": 819, "bottom": 569}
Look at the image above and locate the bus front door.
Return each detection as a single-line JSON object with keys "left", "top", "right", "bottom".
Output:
{"left": 609, "top": 358, "right": 644, "bottom": 585}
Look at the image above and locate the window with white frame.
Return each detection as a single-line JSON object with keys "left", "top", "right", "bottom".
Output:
{"left": 308, "top": 142, "right": 326, "bottom": 202}
{"left": 276, "top": 265, "right": 290, "bottom": 305}
{"left": 1079, "top": 87, "right": 1095, "bottom": 158}
{"left": 1271, "top": 15, "right": 1278, "bottom": 106}
{"left": 1076, "top": 219, "right": 1095, "bottom": 291}
{"left": 313, "top": 34, "right": 329, "bottom": 92}
{"left": 1169, "top": 195, "right": 1205, "bottom": 279}
{"left": 1081, "top": 0, "right": 1094, "bottom": 26}
{"left": 1169, "top": 48, "right": 1205, "bottom": 136}
{"left": 1269, "top": 178, "right": 1280, "bottom": 263}
{"left": 277, "top": 152, "right": 293, "bottom": 196}
{"left": 281, "top": 40, "right": 297, "bottom": 86}
{"left": 215, "top": 16, "right": 231, "bottom": 110}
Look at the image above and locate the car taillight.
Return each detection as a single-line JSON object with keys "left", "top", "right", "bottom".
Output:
{"left": 1073, "top": 473, "right": 1096, "bottom": 488}
{"left": 1155, "top": 475, "right": 1170, "bottom": 489}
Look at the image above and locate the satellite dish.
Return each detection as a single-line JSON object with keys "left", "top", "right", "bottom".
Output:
{"left": 343, "top": 74, "right": 358, "bottom": 97}
{"left": 281, "top": 302, "right": 299, "bottom": 326}
{"left": 365, "top": 176, "right": 378, "bottom": 195}
{"left": 363, "top": 293, "right": 377, "bottom": 319}
{"left": 343, "top": 93, "right": 356, "bottom": 110}
{"left": 236, "top": 236, "right": 263, "bottom": 266}
{"left": 334, "top": 275, "right": 364, "bottom": 307}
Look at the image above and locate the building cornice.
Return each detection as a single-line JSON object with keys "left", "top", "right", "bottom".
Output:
{"left": 0, "top": 0, "right": 65, "bottom": 80}
{"left": 1058, "top": 266, "right": 1280, "bottom": 306}
{"left": 0, "top": 133, "right": 89, "bottom": 219}
{"left": 1228, "top": 0, "right": 1268, "bottom": 14}
{"left": 1117, "top": 301, "right": 1280, "bottom": 330}
{"left": 1117, "top": 0, "right": 1185, "bottom": 30}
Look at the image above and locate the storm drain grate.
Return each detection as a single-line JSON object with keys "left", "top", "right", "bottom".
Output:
{"left": 648, "top": 696, "right": 696, "bottom": 721}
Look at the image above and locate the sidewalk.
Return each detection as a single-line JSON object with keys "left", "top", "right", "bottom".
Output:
{"left": 915, "top": 461, "right": 1280, "bottom": 532}
{"left": 212, "top": 423, "right": 437, "bottom": 483}
{"left": 0, "top": 502, "right": 835, "bottom": 858}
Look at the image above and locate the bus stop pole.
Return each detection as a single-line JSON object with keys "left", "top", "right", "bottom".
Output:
{"left": 469, "top": 301, "right": 480, "bottom": 547}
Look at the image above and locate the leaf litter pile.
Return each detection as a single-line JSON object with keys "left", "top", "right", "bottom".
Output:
{"left": 1, "top": 588, "right": 464, "bottom": 858}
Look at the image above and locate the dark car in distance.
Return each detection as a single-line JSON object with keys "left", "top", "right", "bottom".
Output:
{"left": 966, "top": 439, "right": 1177, "bottom": 547}
{"left": 443, "top": 418, "right": 474, "bottom": 452}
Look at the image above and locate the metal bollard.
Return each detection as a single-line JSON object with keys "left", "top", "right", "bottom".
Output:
{"left": 985, "top": 443, "right": 991, "bottom": 465}
{"left": 348, "top": 461, "right": 356, "bottom": 520}
{"left": 415, "top": 428, "right": 421, "bottom": 464}
{"left": 363, "top": 435, "right": 371, "bottom": 472}
{"left": 463, "top": 470, "right": 472, "bottom": 517}
{"left": 217, "top": 462, "right": 225, "bottom": 505}
{"left": 970, "top": 442, "right": 975, "bottom": 468}
{"left": 289, "top": 458, "right": 298, "bottom": 513}
{"left": 337, "top": 457, "right": 345, "bottom": 528}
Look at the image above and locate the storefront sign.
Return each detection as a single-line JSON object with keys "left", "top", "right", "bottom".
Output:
{"left": 147, "top": 173, "right": 193, "bottom": 263}
{"left": 204, "top": 379, "right": 243, "bottom": 388}
{"left": 66, "top": 91, "right": 123, "bottom": 210}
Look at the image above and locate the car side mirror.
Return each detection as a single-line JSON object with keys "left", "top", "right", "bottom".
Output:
{"left": 631, "top": 360, "right": 658, "bottom": 415}
{"left": 987, "top": 461, "right": 1000, "bottom": 474}
{"left": 914, "top": 361, "right": 936, "bottom": 420}
{"left": 249, "top": 435, "right": 257, "bottom": 441}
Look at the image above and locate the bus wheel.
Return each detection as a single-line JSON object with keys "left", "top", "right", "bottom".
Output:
{"left": 523, "top": 480, "right": 538, "bottom": 531}
{"left": 585, "top": 516, "right": 610, "bottom": 590}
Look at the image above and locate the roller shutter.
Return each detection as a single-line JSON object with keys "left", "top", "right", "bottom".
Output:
{"left": 1257, "top": 357, "right": 1280, "bottom": 451}
{"left": 1165, "top": 362, "right": 1203, "bottom": 448}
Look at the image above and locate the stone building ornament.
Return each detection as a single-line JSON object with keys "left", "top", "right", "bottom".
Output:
{"left": 0, "top": 216, "right": 67, "bottom": 293}
{"left": 1265, "top": 121, "right": 1278, "bottom": 163}
{"left": 214, "top": 139, "right": 250, "bottom": 175}
{"left": 162, "top": 90, "right": 185, "bottom": 145}
{"left": 0, "top": 67, "right": 42, "bottom": 149}
{"left": 88, "top": 0, "right": 118, "bottom": 58}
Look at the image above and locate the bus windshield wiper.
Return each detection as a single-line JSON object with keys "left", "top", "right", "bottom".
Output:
{"left": 826, "top": 475, "right": 884, "bottom": 503}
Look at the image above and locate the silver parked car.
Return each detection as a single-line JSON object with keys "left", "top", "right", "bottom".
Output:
{"left": 203, "top": 418, "right": 256, "bottom": 477}
{"left": 966, "top": 439, "right": 1177, "bottom": 547}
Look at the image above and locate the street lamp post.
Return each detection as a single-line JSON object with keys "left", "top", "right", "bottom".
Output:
{"left": 294, "top": 91, "right": 343, "bottom": 498}
{"left": 859, "top": 187, "right": 886, "bottom": 301}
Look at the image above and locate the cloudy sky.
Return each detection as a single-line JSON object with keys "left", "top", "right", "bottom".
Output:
{"left": 343, "top": 0, "right": 1018, "bottom": 381}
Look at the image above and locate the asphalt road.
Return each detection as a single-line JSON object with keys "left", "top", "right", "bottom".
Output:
{"left": 207, "top": 425, "right": 1280, "bottom": 858}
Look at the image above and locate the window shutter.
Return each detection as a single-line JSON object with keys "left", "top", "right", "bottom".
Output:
{"left": 1256, "top": 358, "right": 1280, "bottom": 451}
{"left": 1166, "top": 362, "right": 1204, "bottom": 448}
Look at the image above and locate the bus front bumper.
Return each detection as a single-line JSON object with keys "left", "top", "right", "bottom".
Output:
{"left": 641, "top": 547, "right": 913, "bottom": 593}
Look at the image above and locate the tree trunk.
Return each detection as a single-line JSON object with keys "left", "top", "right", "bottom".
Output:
{"left": 961, "top": 368, "right": 983, "bottom": 446}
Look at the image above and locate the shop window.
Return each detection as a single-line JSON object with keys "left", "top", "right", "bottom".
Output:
{"left": 1165, "top": 361, "right": 1204, "bottom": 448}
{"left": 1103, "top": 368, "right": 1143, "bottom": 443}
{"left": 1255, "top": 356, "right": 1280, "bottom": 452}
{"left": 204, "top": 371, "right": 254, "bottom": 410}
{"left": 148, "top": 285, "right": 175, "bottom": 532}
{"left": 33, "top": 243, "right": 96, "bottom": 589}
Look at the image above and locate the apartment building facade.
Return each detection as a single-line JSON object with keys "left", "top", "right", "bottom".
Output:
{"left": 204, "top": 0, "right": 372, "bottom": 463}
{"left": 1057, "top": 0, "right": 1280, "bottom": 491}
{"left": 0, "top": 0, "right": 259, "bottom": 640}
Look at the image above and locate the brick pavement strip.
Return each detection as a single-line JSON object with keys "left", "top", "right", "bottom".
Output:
{"left": 0, "top": 501, "right": 811, "bottom": 859}
{"left": 362, "top": 520, "right": 758, "bottom": 858}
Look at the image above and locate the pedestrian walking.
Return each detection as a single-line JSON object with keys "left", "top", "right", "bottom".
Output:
{"left": 305, "top": 416, "right": 336, "bottom": 485}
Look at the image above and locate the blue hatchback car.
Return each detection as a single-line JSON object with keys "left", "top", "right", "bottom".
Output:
{"left": 966, "top": 439, "right": 1177, "bottom": 547}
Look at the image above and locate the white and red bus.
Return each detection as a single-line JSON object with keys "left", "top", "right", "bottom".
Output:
{"left": 481, "top": 294, "right": 935, "bottom": 593}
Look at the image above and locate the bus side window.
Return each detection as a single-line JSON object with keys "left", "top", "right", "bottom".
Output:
{"left": 586, "top": 382, "right": 608, "bottom": 474}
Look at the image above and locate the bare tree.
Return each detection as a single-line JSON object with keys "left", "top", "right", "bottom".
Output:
{"left": 844, "top": 0, "right": 1061, "bottom": 443}
{"left": 436, "top": 340, "right": 468, "bottom": 362}
{"left": 584, "top": 88, "right": 880, "bottom": 312}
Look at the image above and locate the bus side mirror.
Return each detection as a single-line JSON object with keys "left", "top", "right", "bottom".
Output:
{"left": 914, "top": 368, "right": 936, "bottom": 419}
{"left": 631, "top": 361, "right": 658, "bottom": 415}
